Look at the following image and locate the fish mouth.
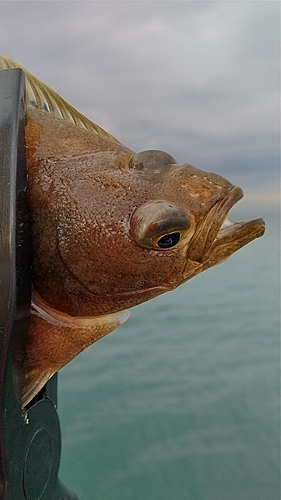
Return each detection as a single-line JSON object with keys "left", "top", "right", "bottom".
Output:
{"left": 185, "top": 186, "right": 265, "bottom": 274}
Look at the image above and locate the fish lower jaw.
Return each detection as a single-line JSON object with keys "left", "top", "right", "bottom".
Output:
{"left": 183, "top": 215, "right": 265, "bottom": 279}
{"left": 204, "top": 217, "right": 265, "bottom": 265}
{"left": 215, "top": 216, "right": 265, "bottom": 242}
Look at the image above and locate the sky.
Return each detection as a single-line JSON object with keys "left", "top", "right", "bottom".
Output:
{"left": 0, "top": 1, "right": 279, "bottom": 208}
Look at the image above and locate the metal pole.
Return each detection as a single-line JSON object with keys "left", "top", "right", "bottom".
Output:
{"left": 0, "top": 67, "right": 78, "bottom": 500}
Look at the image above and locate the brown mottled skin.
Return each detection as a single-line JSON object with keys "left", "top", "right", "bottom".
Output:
{"left": 23, "top": 105, "right": 265, "bottom": 406}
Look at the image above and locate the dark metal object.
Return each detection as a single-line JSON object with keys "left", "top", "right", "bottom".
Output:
{"left": 0, "top": 68, "right": 78, "bottom": 500}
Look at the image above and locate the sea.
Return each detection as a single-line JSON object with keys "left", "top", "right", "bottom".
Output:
{"left": 57, "top": 207, "right": 279, "bottom": 500}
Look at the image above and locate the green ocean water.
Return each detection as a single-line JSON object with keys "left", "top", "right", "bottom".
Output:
{"left": 58, "top": 208, "right": 279, "bottom": 500}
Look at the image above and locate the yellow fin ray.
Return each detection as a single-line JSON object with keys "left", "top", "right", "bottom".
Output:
{"left": 0, "top": 55, "right": 120, "bottom": 144}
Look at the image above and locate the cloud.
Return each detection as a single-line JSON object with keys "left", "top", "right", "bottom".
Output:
{"left": 0, "top": 1, "right": 279, "bottom": 206}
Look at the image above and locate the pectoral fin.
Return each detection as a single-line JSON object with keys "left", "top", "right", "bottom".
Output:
{"left": 22, "top": 296, "right": 130, "bottom": 407}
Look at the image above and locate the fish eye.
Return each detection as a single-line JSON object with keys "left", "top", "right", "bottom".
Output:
{"left": 129, "top": 201, "right": 194, "bottom": 251}
{"left": 157, "top": 232, "right": 180, "bottom": 248}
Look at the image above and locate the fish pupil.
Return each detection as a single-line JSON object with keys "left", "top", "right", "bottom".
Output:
{"left": 157, "top": 232, "right": 180, "bottom": 248}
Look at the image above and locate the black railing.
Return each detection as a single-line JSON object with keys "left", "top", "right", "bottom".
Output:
{"left": 0, "top": 67, "right": 78, "bottom": 500}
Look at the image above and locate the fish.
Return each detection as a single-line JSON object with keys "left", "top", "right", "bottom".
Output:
{"left": 0, "top": 56, "right": 265, "bottom": 407}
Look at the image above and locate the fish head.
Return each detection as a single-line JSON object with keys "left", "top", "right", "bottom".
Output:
{"left": 30, "top": 148, "right": 265, "bottom": 316}
{"left": 128, "top": 150, "right": 265, "bottom": 264}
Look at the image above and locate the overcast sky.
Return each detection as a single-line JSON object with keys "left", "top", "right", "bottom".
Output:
{"left": 1, "top": 1, "right": 279, "bottom": 207}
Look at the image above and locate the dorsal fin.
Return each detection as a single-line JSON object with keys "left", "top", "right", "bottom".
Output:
{"left": 0, "top": 55, "right": 120, "bottom": 144}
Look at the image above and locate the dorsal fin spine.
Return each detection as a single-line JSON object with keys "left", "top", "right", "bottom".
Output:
{"left": 0, "top": 55, "right": 120, "bottom": 144}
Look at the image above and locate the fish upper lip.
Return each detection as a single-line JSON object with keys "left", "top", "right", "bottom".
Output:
{"left": 186, "top": 186, "right": 265, "bottom": 265}
{"left": 186, "top": 186, "right": 242, "bottom": 261}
